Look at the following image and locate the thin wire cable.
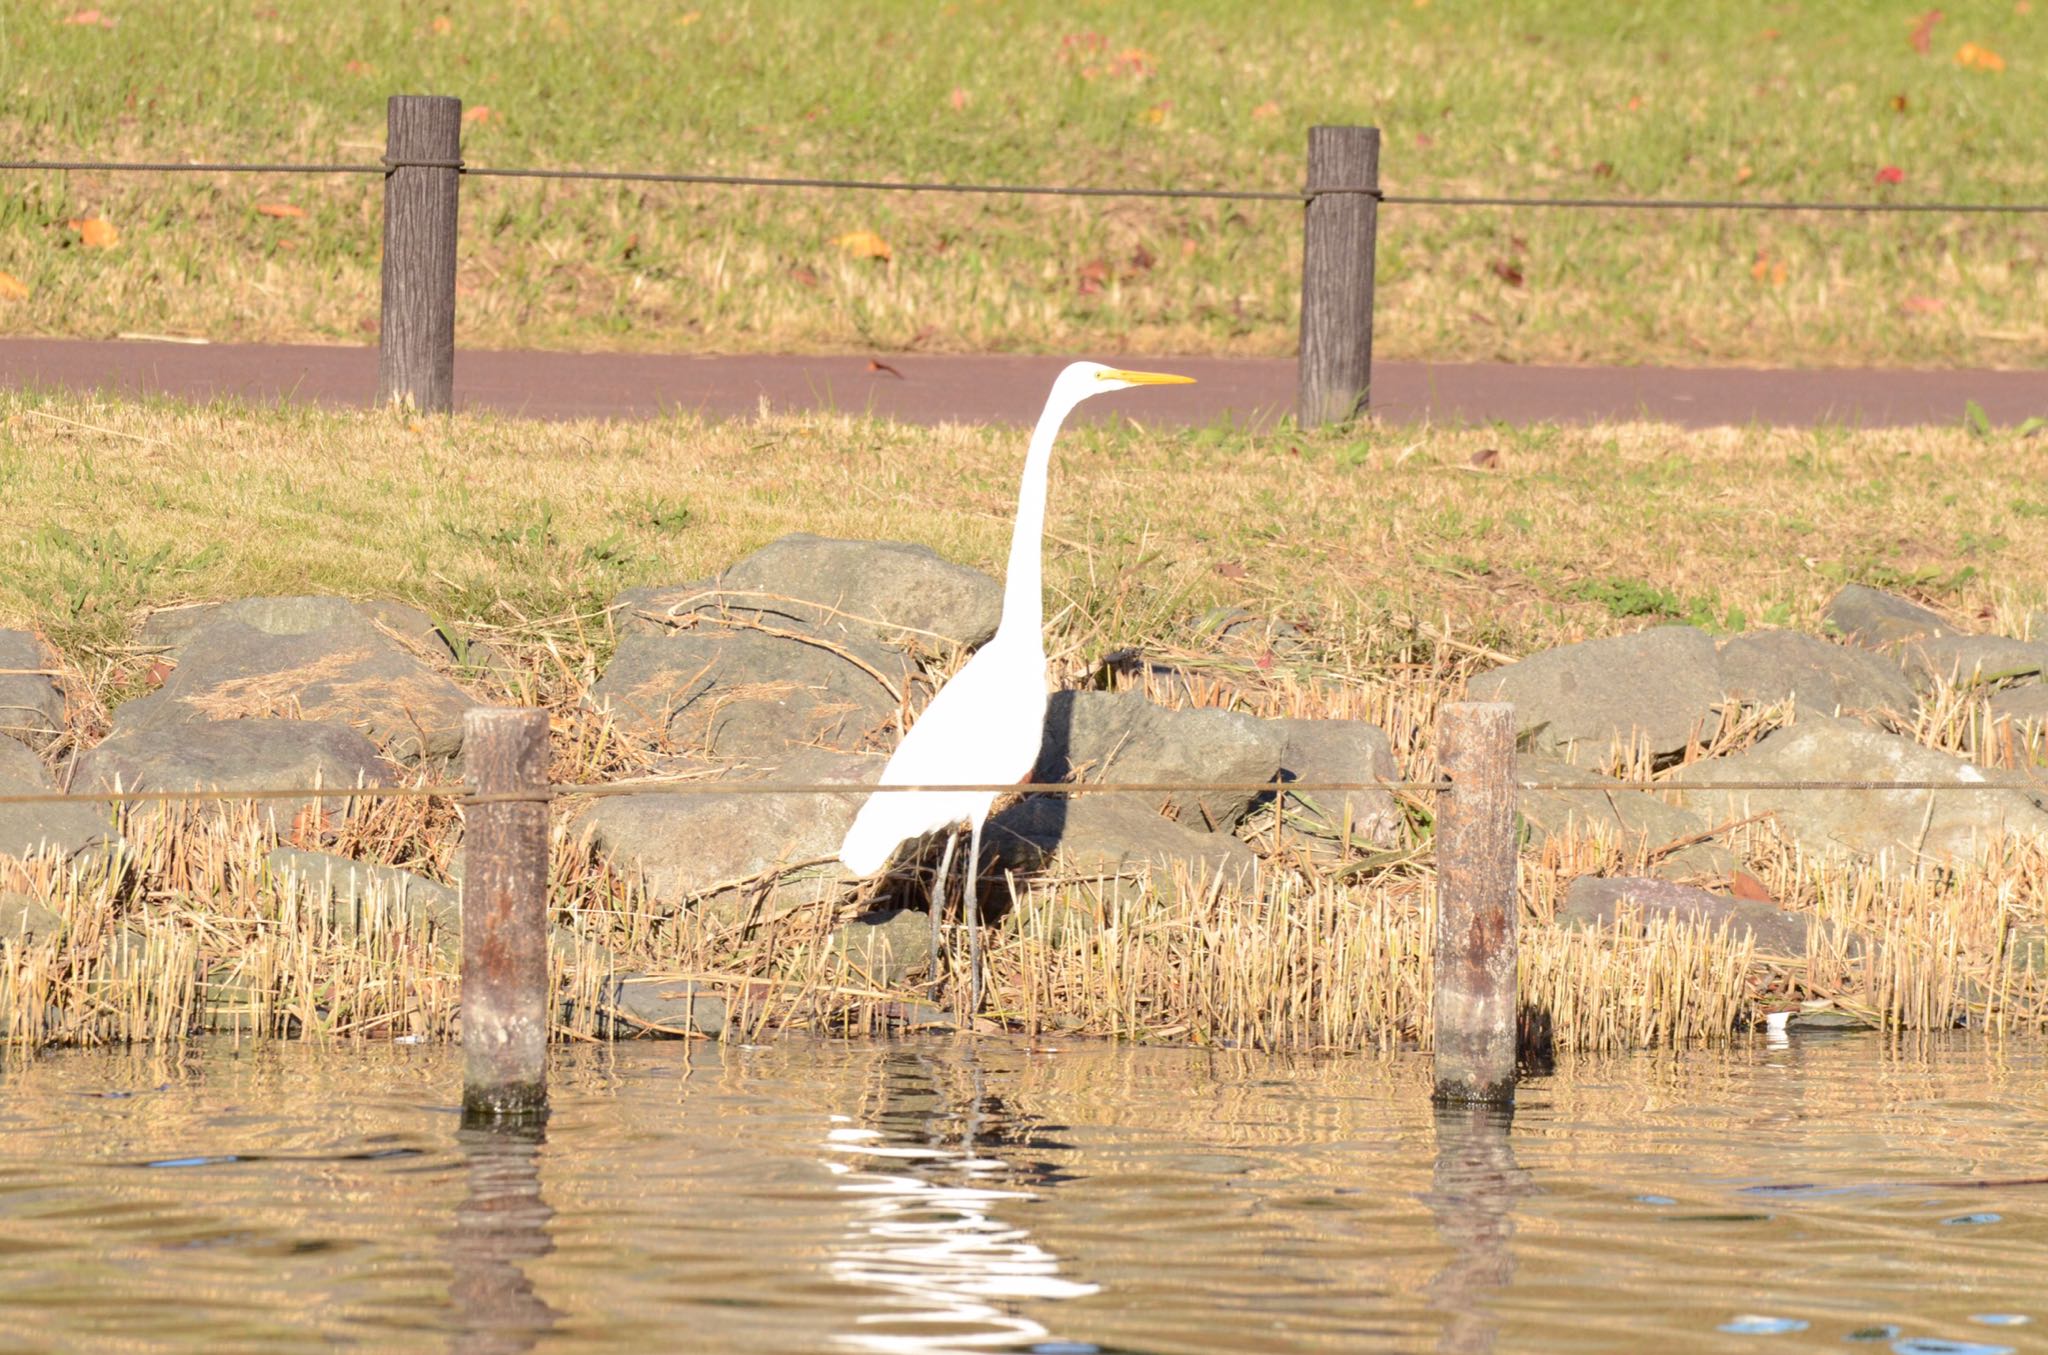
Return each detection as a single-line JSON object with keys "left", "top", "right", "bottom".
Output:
{"left": 5, "top": 775, "right": 2045, "bottom": 809}
{"left": 0, "top": 160, "right": 385, "bottom": 175}
{"left": 6, "top": 158, "right": 2046, "bottom": 213}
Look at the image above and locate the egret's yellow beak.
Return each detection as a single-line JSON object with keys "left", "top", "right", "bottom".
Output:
{"left": 1098, "top": 368, "right": 1196, "bottom": 385}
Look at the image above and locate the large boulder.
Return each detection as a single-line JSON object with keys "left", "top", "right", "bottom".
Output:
{"left": 0, "top": 738, "right": 121, "bottom": 864}
{"left": 1896, "top": 634, "right": 2048, "bottom": 690}
{"left": 0, "top": 631, "right": 66, "bottom": 752}
{"left": 577, "top": 747, "right": 878, "bottom": 922}
{"left": 1715, "top": 630, "right": 1917, "bottom": 718}
{"left": 1271, "top": 717, "right": 1404, "bottom": 847}
{"left": 118, "top": 612, "right": 478, "bottom": 763}
{"left": 590, "top": 628, "right": 910, "bottom": 760}
{"left": 613, "top": 534, "right": 1003, "bottom": 652}
{"left": 1465, "top": 626, "right": 1723, "bottom": 767}
{"left": 71, "top": 718, "right": 393, "bottom": 827}
{"left": 1558, "top": 875, "right": 1812, "bottom": 956}
{"left": 1514, "top": 755, "right": 1737, "bottom": 880}
{"left": 985, "top": 794, "right": 1259, "bottom": 889}
{"left": 1031, "top": 691, "right": 1286, "bottom": 831}
{"left": 1820, "top": 585, "right": 2048, "bottom": 692}
{"left": 1822, "top": 584, "right": 1952, "bottom": 651}
{"left": 1669, "top": 716, "right": 2048, "bottom": 864}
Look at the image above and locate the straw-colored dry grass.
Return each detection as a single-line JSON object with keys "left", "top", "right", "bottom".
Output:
{"left": 2, "top": 392, "right": 2046, "bottom": 1051}
{"left": 4, "top": 2, "right": 2046, "bottom": 367}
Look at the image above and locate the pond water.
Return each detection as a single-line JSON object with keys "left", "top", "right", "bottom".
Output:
{"left": 0, "top": 1033, "right": 2042, "bottom": 1354}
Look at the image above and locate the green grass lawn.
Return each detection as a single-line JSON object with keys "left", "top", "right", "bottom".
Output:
{"left": 3, "top": 0, "right": 2044, "bottom": 366}
{"left": 6, "top": 390, "right": 2045, "bottom": 673}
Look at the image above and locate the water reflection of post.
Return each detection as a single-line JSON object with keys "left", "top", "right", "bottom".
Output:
{"left": 448, "top": 1124, "right": 560, "bottom": 1355}
{"left": 1423, "top": 1104, "right": 1531, "bottom": 1355}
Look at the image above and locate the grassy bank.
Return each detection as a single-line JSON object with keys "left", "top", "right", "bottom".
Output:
{"left": 3, "top": 1, "right": 2045, "bottom": 366}
{"left": 2, "top": 392, "right": 2047, "bottom": 1050}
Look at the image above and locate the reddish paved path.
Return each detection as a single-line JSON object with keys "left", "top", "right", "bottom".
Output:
{"left": 3, "top": 338, "right": 2044, "bottom": 428}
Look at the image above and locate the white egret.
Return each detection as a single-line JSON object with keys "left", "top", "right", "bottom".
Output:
{"left": 837, "top": 361, "right": 1195, "bottom": 1008}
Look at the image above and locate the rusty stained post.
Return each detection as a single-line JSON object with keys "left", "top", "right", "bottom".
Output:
{"left": 462, "top": 706, "right": 551, "bottom": 1125}
{"left": 378, "top": 93, "right": 463, "bottom": 413}
{"left": 1432, "top": 702, "right": 1519, "bottom": 1106}
{"left": 1297, "top": 124, "right": 1381, "bottom": 428}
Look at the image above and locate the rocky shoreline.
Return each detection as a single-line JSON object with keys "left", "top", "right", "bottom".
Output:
{"left": 2, "top": 536, "right": 2045, "bottom": 1044}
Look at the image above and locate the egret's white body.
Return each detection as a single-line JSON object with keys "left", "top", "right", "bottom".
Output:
{"left": 837, "top": 361, "right": 1193, "bottom": 1004}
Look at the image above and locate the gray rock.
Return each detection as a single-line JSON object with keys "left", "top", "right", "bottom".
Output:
{"left": 986, "top": 794, "right": 1260, "bottom": 890}
{"left": 0, "top": 737, "right": 122, "bottom": 864}
{"left": 609, "top": 579, "right": 715, "bottom": 638}
{"left": 1559, "top": 875, "right": 1813, "bottom": 956}
{"left": 1822, "top": 584, "right": 1953, "bottom": 650}
{"left": 614, "top": 534, "right": 1003, "bottom": 652}
{"left": 1272, "top": 718, "right": 1404, "bottom": 847}
{"left": 1989, "top": 685, "right": 2048, "bottom": 732}
{"left": 1670, "top": 716, "right": 2048, "bottom": 864}
{"left": 263, "top": 847, "right": 460, "bottom": 941}
{"left": 1716, "top": 630, "right": 1917, "bottom": 718}
{"left": 1466, "top": 626, "right": 1723, "bottom": 767}
{"left": 1188, "top": 606, "right": 1317, "bottom": 658}
{"left": 828, "top": 908, "right": 936, "bottom": 986}
{"left": 139, "top": 595, "right": 477, "bottom": 663}
{"left": 590, "top": 627, "right": 909, "bottom": 760}
{"left": 117, "top": 616, "right": 478, "bottom": 763}
{"left": 72, "top": 718, "right": 393, "bottom": 827}
{"left": 1896, "top": 633, "right": 2048, "bottom": 690}
{"left": 577, "top": 747, "right": 878, "bottom": 921}
{"left": 0, "top": 892, "right": 64, "bottom": 941}
{"left": 1031, "top": 690, "right": 1286, "bottom": 830}
{"left": 1515, "top": 755, "right": 1737, "bottom": 880}
{"left": 597, "top": 975, "right": 728, "bottom": 1038}
{"left": 0, "top": 631, "right": 66, "bottom": 751}
{"left": 721, "top": 533, "right": 1003, "bottom": 650}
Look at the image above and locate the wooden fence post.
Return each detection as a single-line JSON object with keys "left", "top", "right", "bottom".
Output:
{"left": 462, "top": 707, "right": 550, "bottom": 1124}
{"left": 1297, "top": 124, "right": 1381, "bottom": 428}
{"left": 378, "top": 93, "right": 463, "bottom": 413}
{"left": 1433, "top": 702, "right": 1518, "bottom": 1105}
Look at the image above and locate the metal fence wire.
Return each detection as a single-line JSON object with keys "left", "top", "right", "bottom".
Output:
{"left": 5, "top": 156, "right": 2047, "bottom": 213}
{"left": 1, "top": 774, "right": 2043, "bottom": 810}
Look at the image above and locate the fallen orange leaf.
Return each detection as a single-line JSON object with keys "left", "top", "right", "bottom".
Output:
{"left": 430, "top": 14, "right": 454, "bottom": 35}
{"left": 680, "top": 9, "right": 702, "bottom": 23}
{"left": 948, "top": 87, "right": 970, "bottom": 110}
{"left": 1251, "top": 100, "right": 1280, "bottom": 120}
{"left": 833, "top": 230, "right": 892, "bottom": 261}
{"left": 1909, "top": 8, "right": 1944, "bottom": 54}
{"left": 59, "top": 9, "right": 116, "bottom": 28}
{"left": 1734, "top": 164, "right": 1754, "bottom": 184}
{"left": 254, "top": 202, "right": 306, "bottom": 219}
{"left": 1955, "top": 40, "right": 2006, "bottom": 70}
{"left": 463, "top": 105, "right": 494, "bottom": 124}
{"left": 1728, "top": 870, "right": 1775, "bottom": 903}
{"left": 0, "top": 271, "right": 30, "bottom": 301}
{"left": 1901, "top": 294, "right": 1944, "bottom": 314}
{"left": 68, "top": 217, "right": 119, "bottom": 248}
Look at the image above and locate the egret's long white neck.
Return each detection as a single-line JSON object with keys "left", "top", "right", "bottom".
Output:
{"left": 994, "top": 387, "right": 1083, "bottom": 646}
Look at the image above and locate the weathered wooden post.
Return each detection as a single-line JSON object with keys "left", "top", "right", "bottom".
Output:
{"left": 378, "top": 93, "right": 463, "bottom": 413}
{"left": 1432, "top": 702, "right": 1518, "bottom": 1105}
{"left": 462, "top": 707, "right": 550, "bottom": 1124}
{"left": 1298, "top": 124, "right": 1381, "bottom": 428}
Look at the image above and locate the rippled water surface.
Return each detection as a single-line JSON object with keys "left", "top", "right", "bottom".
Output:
{"left": 0, "top": 1034, "right": 2044, "bottom": 1353}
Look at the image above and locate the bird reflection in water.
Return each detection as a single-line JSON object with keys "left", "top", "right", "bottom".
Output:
{"left": 823, "top": 1051, "right": 1099, "bottom": 1354}
{"left": 446, "top": 1124, "right": 561, "bottom": 1355}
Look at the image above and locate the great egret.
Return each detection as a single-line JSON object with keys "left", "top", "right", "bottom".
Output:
{"left": 837, "top": 361, "right": 1195, "bottom": 1008}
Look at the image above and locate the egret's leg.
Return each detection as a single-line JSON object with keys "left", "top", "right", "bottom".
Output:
{"left": 965, "top": 819, "right": 985, "bottom": 1013}
{"left": 928, "top": 830, "right": 959, "bottom": 991}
